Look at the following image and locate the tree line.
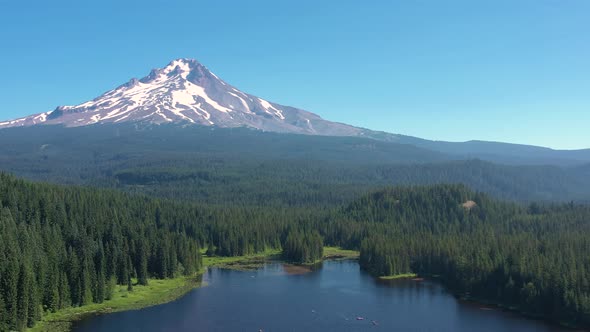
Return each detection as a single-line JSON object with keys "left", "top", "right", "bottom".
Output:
{"left": 347, "top": 185, "right": 590, "bottom": 328}
{"left": 1, "top": 173, "right": 589, "bottom": 330}
{"left": 0, "top": 174, "right": 203, "bottom": 331}
{"left": 0, "top": 173, "right": 326, "bottom": 330}
{"left": 282, "top": 229, "right": 323, "bottom": 264}
{"left": 1, "top": 124, "right": 589, "bottom": 206}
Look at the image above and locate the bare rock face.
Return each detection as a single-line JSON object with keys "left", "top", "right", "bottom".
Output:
{"left": 0, "top": 58, "right": 368, "bottom": 137}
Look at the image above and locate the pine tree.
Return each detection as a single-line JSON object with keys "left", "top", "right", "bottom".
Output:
{"left": 137, "top": 240, "right": 149, "bottom": 286}
{"left": 0, "top": 292, "right": 8, "bottom": 332}
{"left": 127, "top": 274, "right": 133, "bottom": 292}
{"left": 16, "top": 261, "right": 30, "bottom": 330}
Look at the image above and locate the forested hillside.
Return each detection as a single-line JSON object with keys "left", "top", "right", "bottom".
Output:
{"left": 1, "top": 172, "right": 589, "bottom": 330}
{"left": 0, "top": 173, "right": 330, "bottom": 330}
{"left": 0, "top": 174, "right": 205, "bottom": 330}
{"left": 346, "top": 186, "right": 590, "bottom": 328}
{"left": 1, "top": 124, "right": 589, "bottom": 204}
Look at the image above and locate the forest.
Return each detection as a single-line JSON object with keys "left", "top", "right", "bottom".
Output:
{"left": 1, "top": 124, "right": 589, "bottom": 205}
{"left": 282, "top": 230, "right": 323, "bottom": 264}
{"left": 351, "top": 186, "right": 590, "bottom": 327}
{"left": 1, "top": 172, "right": 589, "bottom": 330}
{"left": 0, "top": 174, "right": 205, "bottom": 331}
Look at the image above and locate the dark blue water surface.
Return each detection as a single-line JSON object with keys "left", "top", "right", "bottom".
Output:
{"left": 73, "top": 260, "right": 567, "bottom": 332}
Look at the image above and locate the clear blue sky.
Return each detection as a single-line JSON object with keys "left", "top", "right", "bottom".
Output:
{"left": 1, "top": 0, "right": 588, "bottom": 149}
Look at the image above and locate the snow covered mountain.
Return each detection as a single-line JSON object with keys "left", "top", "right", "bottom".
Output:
{"left": 0, "top": 58, "right": 367, "bottom": 137}
{"left": 4, "top": 58, "right": 590, "bottom": 167}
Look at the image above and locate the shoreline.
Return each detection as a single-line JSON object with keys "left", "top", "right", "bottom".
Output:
{"left": 378, "top": 273, "right": 583, "bottom": 331}
{"left": 28, "top": 276, "right": 203, "bottom": 332}
{"left": 410, "top": 273, "right": 583, "bottom": 330}
{"left": 28, "top": 247, "right": 351, "bottom": 332}
{"left": 29, "top": 247, "right": 584, "bottom": 332}
{"left": 378, "top": 273, "right": 418, "bottom": 280}
{"left": 28, "top": 249, "right": 283, "bottom": 332}
{"left": 457, "top": 293, "right": 582, "bottom": 331}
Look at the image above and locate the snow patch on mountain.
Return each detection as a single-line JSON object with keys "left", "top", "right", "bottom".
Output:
{"left": 258, "top": 98, "right": 285, "bottom": 120}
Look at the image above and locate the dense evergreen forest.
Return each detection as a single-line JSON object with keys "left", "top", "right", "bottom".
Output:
{"left": 349, "top": 186, "right": 590, "bottom": 327}
{"left": 282, "top": 230, "right": 323, "bottom": 264}
{"left": 0, "top": 173, "right": 326, "bottom": 330}
{"left": 1, "top": 124, "right": 589, "bottom": 330}
{"left": 0, "top": 174, "right": 206, "bottom": 330}
{"left": 1, "top": 172, "right": 589, "bottom": 330}
{"left": 1, "top": 124, "right": 589, "bottom": 205}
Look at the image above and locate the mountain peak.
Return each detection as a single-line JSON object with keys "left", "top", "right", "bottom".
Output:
{"left": 140, "top": 58, "right": 203, "bottom": 83}
{"left": 162, "top": 58, "right": 201, "bottom": 76}
{"left": 0, "top": 58, "right": 365, "bottom": 137}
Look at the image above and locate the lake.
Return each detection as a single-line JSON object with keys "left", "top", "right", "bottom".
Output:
{"left": 73, "top": 260, "right": 567, "bottom": 332}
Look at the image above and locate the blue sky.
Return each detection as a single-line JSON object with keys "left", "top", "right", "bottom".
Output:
{"left": 0, "top": 0, "right": 588, "bottom": 149}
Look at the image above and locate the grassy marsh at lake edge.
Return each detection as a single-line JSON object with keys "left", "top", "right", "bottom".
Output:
{"left": 28, "top": 246, "right": 358, "bottom": 332}
{"left": 28, "top": 276, "right": 202, "bottom": 332}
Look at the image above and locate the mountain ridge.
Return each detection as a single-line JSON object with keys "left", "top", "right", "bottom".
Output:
{"left": 1, "top": 58, "right": 590, "bottom": 166}
{"left": 0, "top": 58, "right": 370, "bottom": 138}
{"left": 1, "top": 123, "right": 589, "bottom": 203}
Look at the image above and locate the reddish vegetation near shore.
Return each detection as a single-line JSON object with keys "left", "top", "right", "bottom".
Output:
{"left": 282, "top": 264, "right": 313, "bottom": 275}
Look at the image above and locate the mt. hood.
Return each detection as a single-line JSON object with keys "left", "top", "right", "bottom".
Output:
{"left": 2, "top": 59, "right": 590, "bottom": 166}
{"left": 0, "top": 58, "right": 369, "bottom": 137}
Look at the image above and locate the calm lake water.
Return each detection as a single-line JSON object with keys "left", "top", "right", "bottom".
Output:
{"left": 73, "top": 260, "right": 567, "bottom": 332}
